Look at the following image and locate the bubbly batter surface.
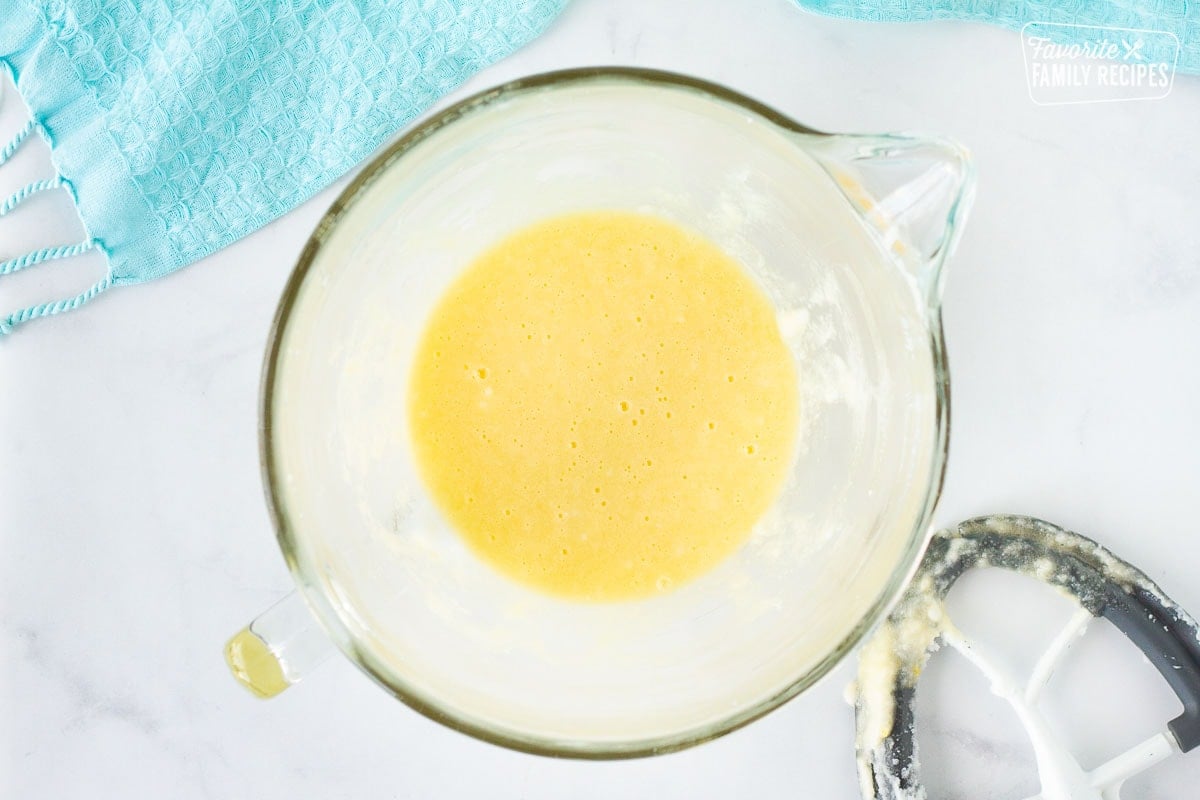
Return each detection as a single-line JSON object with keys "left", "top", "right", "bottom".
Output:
{"left": 408, "top": 211, "right": 798, "bottom": 600}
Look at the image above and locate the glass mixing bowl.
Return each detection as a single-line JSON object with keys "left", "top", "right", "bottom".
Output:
{"left": 227, "top": 67, "right": 973, "bottom": 758}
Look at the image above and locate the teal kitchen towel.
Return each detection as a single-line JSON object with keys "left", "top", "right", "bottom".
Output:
{"left": 0, "top": 0, "right": 566, "bottom": 333}
{"left": 795, "top": 0, "right": 1198, "bottom": 74}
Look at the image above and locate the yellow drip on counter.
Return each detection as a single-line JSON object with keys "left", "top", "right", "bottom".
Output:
{"left": 408, "top": 211, "right": 799, "bottom": 601}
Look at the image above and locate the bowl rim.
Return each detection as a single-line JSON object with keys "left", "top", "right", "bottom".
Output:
{"left": 258, "top": 66, "right": 950, "bottom": 759}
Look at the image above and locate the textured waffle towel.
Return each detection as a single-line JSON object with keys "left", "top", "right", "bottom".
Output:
{"left": 795, "top": 0, "right": 1197, "bottom": 74}
{"left": 1, "top": 2, "right": 1192, "bottom": 333}
{"left": 0, "top": 0, "right": 565, "bottom": 333}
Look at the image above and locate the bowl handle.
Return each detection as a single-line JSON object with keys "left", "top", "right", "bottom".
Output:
{"left": 225, "top": 591, "right": 333, "bottom": 698}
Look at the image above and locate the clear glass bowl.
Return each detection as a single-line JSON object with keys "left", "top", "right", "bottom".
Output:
{"left": 244, "top": 67, "right": 972, "bottom": 757}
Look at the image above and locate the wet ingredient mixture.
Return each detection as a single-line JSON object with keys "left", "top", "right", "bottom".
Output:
{"left": 408, "top": 211, "right": 799, "bottom": 601}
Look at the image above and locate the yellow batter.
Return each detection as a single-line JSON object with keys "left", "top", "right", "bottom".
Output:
{"left": 408, "top": 211, "right": 798, "bottom": 601}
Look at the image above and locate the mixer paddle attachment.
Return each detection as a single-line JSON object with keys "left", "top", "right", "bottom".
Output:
{"left": 852, "top": 515, "right": 1200, "bottom": 800}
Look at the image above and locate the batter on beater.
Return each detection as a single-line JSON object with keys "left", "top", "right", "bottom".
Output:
{"left": 408, "top": 211, "right": 799, "bottom": 601}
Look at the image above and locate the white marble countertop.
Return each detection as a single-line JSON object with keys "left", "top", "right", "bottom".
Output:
{"left": 3, "top": 0, "right": 1199, "bottom": 796}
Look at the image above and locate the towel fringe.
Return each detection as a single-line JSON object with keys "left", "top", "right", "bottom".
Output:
{"left": 0, "top": 238, "right": 97, "bottom": 277}
{"left": 0, "top": 119, "right": 36, "bottom": 167}
{"left": 0, "top": 175, "right": 65, "bottom": 215}
{"left": 0, "top": 238, "right": 111, "bottom": 335}
{"left": 0, "top": 71, "right": 110, "bottom": 336}
{"left": 0, "top": 272, "right": 113, "bottom": 335}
